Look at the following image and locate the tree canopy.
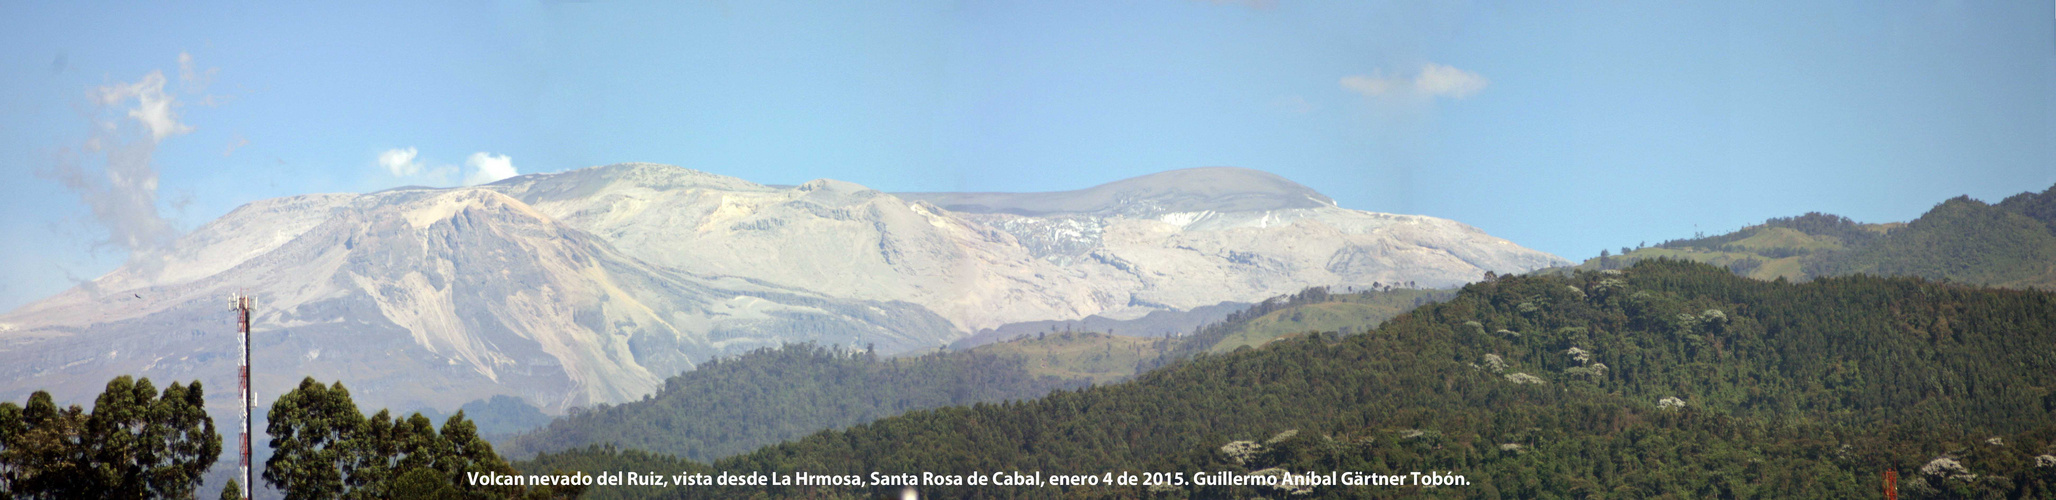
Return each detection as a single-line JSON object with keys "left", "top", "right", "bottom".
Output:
{"left": 524, "top": 260, "right": 2056, "bottom": 499}
{"left": 0, "top": 376, "right": 222, "bottom": 499}
{"left": 263, "top": 377, "right": 580, "bottom": 500}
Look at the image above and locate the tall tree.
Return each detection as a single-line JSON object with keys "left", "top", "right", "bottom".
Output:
{"left": 263, "top": 378, "right": 361, "bottom": 500}
{"left": 0, "top": 376, "right": 221, "bottom": 499}
{"left": 263, "top": 378, "right": 573, "bottom": 500}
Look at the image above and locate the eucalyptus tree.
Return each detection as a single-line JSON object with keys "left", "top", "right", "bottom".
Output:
{"left": 0, "top": 376, "right": 221, "bottom": 499}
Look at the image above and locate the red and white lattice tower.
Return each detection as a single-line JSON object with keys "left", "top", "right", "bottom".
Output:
{"left": 231, "top": 294, "right": 254, "bottom": 500}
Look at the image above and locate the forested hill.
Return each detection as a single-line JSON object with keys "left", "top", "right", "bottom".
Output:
{"left": 500, "top": 343, "right": 1103, "bottom": 463}
{"left": 1576, "top": 183, "right": 2056, "bottom": 289}
{"left": 504, "top": 285, "right": 1450, "bottom": 465}
{"left": 523, "top": 260, "right": 2056, "bottom": 499}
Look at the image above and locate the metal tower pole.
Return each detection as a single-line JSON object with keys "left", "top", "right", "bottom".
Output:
{"left": 233, "top": 295, "right": 253, "bottom": 500}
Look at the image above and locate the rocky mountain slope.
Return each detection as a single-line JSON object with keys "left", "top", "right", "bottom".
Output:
{"left": 0, "top": 163, "right": 1563, "bottom": 418}
{"left": 0, "top": 187, "right": 954, "bottom": 416}
{"left": 500, "top": 164, "right": 1565, "bottom": 332}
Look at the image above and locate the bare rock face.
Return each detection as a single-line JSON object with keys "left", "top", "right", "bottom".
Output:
{"left": 491, "top": 164, "right": 1116, "bottom": 335}
{"left": 501, "top": 164, "right": 1566, "bottom": 330}
{"left": 0, "top": 164, "right": 1562, "bottom": 417}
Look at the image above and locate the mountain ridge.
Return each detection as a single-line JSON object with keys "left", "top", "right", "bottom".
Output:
{"left": 1568, "top": 182, "right": 2056, "bottom": 290}
{"left": 893, "top": 166, "right": 1337, "bottom": 218}
{"left": 483, "top": 163, "right": 1563, "bottom": 330}
{"left": 1, "top": 163, "right": 1563, "bottom": 421}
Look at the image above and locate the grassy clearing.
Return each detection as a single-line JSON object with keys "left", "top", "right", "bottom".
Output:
{"left": 1729, "top": 227, "right": 1843, "bottom": 252}
{"left": 969, "top": 331, "right": 1164, "bottom": 384}
{"left": 1206, "top": 290, "right": 1437, "bottom": 354}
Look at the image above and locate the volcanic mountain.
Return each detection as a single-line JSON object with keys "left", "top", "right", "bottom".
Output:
{"left": 0, "top": 164, "right": 1564, "bottom": 416}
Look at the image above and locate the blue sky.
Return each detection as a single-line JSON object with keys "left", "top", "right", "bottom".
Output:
{"left": 2, "top": 1, "right": 2053, "bottom": 311}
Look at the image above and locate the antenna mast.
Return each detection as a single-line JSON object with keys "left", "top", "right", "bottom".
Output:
{"left": 231, "top": 294, "right": 254, "bottom": 499}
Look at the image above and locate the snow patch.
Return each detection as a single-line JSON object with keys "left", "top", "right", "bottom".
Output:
{"left": 1157, "top": 211, "right": 1216, "bottom": 228}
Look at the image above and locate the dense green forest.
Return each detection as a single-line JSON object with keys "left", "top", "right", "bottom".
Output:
{"left": 1805, "top": 195, "right": 2056, "bottom": 288}
{"left": 522, "top": 260, "right": 2056, "bottom": 499}
{"left": 1579, "top": 183, "right": 2056, "bottom": 289}
{"left": 502, "top": 343, "right": 1100, "bottom": 463}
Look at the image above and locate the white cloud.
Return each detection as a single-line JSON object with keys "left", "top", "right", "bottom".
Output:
{"left": 1415, "top": 63, "right": 1487, "bottom": 98}
{"left": 378, "top": 147, "right": 424, "bottom": 177}
{"left": 463, "top": 152, "right": 517, "bottom": 185}
{"left": 1340, "top": 63, "right": 1489, "bottom": 100}
{"left": 378, "top": 148, "right": 513, "bottom": 186}
{"left": 42, "top": 54, "right": 205, "bottom": 261}
{"left": 93, "top": 71, "right": 191, "bottom": 142}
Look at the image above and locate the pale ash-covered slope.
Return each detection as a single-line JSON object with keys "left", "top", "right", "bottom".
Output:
{"left": 0, "top": 163, "right": 1562, "bottom": 416}
{"left": 495, "top": 164, "right": 1567, "bottom": 331}
{"left": 490, "top": 165, "right": 1119, "bottom": 333}
{"left": 0, "top": 188, "right": 954, "bottom": 414}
